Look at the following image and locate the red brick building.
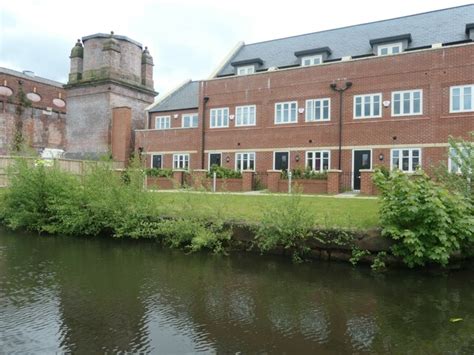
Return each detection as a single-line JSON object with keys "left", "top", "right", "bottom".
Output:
{"left": 137, "top": 5, "right": 474, "bottom": 191}
{"left": 0, "top": 68, "right": 67, "bottom": 155}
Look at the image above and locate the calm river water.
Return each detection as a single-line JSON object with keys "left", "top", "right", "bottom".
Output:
{"left": 0, "top": 228, "right": 473, "bottom": 353}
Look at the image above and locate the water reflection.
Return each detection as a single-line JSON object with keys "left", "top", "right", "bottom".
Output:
{"left": 0, "top": 229, "right": 473, "bottom": 353}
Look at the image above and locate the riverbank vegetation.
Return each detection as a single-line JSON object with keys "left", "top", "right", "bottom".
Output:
{"left": 0, "top": 134, "right": 472, "bottom": 269}
{"left": 373, "top": 134, "right": 474, "bottom": 267}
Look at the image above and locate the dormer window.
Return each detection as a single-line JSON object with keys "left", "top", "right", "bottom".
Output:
{"left": 231, "top": 58, "right": 263, "bottom": 76}
{"left": 377, "top": 42, "right": 402, "bottom": 56}
{"left": 295, "top": 47, "right": 331, "bottom": 67}
{"left": 237, "top": 65, "right": 255, "bottom": 75}
{"left": 370, "top": 34, "right": 411, "bottom": 56}
{"left": 301, "top": 55, "right": 322, "bottom": 66}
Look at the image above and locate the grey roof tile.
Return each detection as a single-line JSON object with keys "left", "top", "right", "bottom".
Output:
{"left": 0, "top": 67, "right": 64, "bottom": 88}
{"left": 149, "top": 81, "right": 199, "bottom": 112}
{"left": 217, "top": 5, "right": 474, "bottom": 76}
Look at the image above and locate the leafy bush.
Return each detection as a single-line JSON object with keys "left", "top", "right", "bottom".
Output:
{"left": 146, "top": 168, "right": 173, "bottom": 178}
{"left": 349, "top": 247, "right": 370, "bottom": 266}
{"left": 371, "top": 252, "right": 387, "bottom": 272}
{"left": 281, "top": 167, "right": 327, "bottom": 180}
{"left": 255, "top": 194, "right": 315, "bottom": 262}
{"left": 157, "top": 217, "right": 231, "bottom": 253}
{"left": 207, "top": 165, "right": 242, "bottom": 179}
{"left": 0, "top": 157, "right": 231, "bottom": 254}
{"left": 373, "top": 169, "right": 474, "bottom": 267}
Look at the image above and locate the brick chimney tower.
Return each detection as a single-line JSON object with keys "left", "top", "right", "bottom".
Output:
{"left": 64, "top": 32, "right": 157, "bottom": 161}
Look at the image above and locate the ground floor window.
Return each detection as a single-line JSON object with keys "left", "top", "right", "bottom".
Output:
{"left": 236, "top": 152, "right": 255, "bottom": 171}
{"left": 173, "top": 154, "right": 189, "bottom": 170}
{"left": 151, "top": 154, "right": 162, "bottom": 169}
{"left": 306, "top": 150, "right": 330, "bottom": 172}
{"left": 391, "top": 148, "right": 421, "bottom": 172}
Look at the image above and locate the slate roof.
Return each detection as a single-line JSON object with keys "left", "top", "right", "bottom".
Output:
{"left": 0, "top": 67, "right": 64, "bottom": 88}
{"left": 217, "top": 4, "right": 474, "bottom": 76}
{"left": 148, "top": 80, "right": 199, "bottom": 113}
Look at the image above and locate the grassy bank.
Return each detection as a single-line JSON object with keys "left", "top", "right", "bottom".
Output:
{"left": 151, "top": 192, "right": 379, "bottom": 229}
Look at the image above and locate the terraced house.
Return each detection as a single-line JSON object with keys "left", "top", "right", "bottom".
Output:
{"left": 136, "top": 5, "right": 474, "bottom": 191}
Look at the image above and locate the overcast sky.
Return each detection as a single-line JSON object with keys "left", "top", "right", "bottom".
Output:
{"left": 0, "top": 0, "right": 470, "bottom": 95}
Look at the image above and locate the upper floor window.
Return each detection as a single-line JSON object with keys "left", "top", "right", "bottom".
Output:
{"left": 378, "top": 42, "right": 402, "bottom": 55}
{"left": 210, "top": 108, "right": 229, "bottom": 128}
{"left": 301, "top": 55, "right": 322, "bottom": 66}
{"left": 450, "top": 85, "right": 473, "bottom": 113}
{"left": 182, "top": 113, "right": 198, "bottom": 128}
{"left": 155, "top": 116, "right": 170, "bottom": 129}
{"left": 275, "top": 101, "right": 298, "bottom": 124}
{"left": 354, "top": 94, "right": 381, "bottom": 119}
{"left": 236, "top": 105, "right": 256, "bottom": 126}
{"left": 236, "top": 152, "right": 255, "bottom": 171}
{"left": 392, "top": 90, "right": 422, "bottom": 116}
{"left": 391, "top": 148, "right": 421, "bottom": 172}
{"left": 237, "top": 66, "right": 255, "bottom": 75}
{"left": 306, "top": 150, "right": 330, "bottom": 172}
{"left": 173, "top": 153, "right": 189, "bottom": 170}
{"left": 306, "top": 98, "right": 330, "bottom": 121}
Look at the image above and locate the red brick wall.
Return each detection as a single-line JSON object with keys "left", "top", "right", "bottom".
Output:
{"left": 0, "top": 72, "right": 66, "bottom": 113}
{"left": 137, "top": 44, "right": 474, "bottom": 182}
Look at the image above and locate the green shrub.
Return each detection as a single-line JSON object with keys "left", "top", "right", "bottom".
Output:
{"left": 0, "top": 159, "right": 80, "bottom": 233}
{"left": 371, "top": 252, "right": 387, "bottom": 272}
{"left": 281, "top": 167, "right": 327, "bottom": 180}
{"left": 155, "top": 217, "right": 231, "bottom": 254}
{"left": 349, "top": 247, "right": 370, "bottom": 266}
{"left": 146, "top": 168, "right": 173, "bottom": 178}
{"left": 373, "top": 169, "right": 474, "bottom": 267}
{"left": 207, "top": 165, "right": 242, "bottom": 179}
{"left": 255, "top": 194, "right": 314, "bottom": 262}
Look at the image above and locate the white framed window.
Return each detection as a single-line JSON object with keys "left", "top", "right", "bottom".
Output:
{"left": 155, "top": 116, "right": 171, "bottom": 129}
{"left": 210, "top": 108, "right": 229, "bottom": 128}
{"left": 377, "top": 42, "right": 402, "bottom": 56}
{"left": 392, "top": 90, "right": 423, "bottom": 116}
{"left": 151, "top": 154, "right": 163, "bottom": 169}
{"left": 450, "top": 85, "right": 474, "bottom": 113}
{"left": 306, "top": 98, "right": 330, "bottom": 121}
{"left": 301, "top": 55, "right": 323, "bottom": 66}
{"left": 354, "top": 94, "right": 382, "bottom": 119}
{"left": 236, "top": 152, "right": 255, "bottom": 171}
{"left": 173, "top": 154, "right": 189, "bottom": 170}
{"left": 391, "top": 148, "right": 421, "bottom": 172}
{"left": 235, "top": 105, "right": 256, "bottom": 126}
{"left": 306, "top": 151, "right": 330, "bottom": 172}
{"left": 182, "top": 113, "right": 198, "bottom": 128}
{"left": 237, "top": 66, "right": 255, "bottom": 75}
{"left": 275, "top": 101, "right": 298, "bottom": 124}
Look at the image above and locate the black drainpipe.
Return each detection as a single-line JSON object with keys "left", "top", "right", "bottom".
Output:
{"left": 201, "top": 96, "right": 209, "bottom": 169}
{"left": 330, "top": 81, "right": 352, "bottom": 170}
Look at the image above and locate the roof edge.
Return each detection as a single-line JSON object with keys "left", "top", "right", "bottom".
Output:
{"left": 0, "top": 66, "right": 65, "bottom": 88}
{"left": 82, "top": 33, "right": 143, "bottom": 48}
{"left": 294, "top": 46, "right": 332, "bottom": 57}
{"left": 369, "top": 33, "right": 412, "bottom": 46}
{"left": 146, "top": 79, "right": 192, "bottom": 111}
{"left": 243, "top": 4, "right": 473, "bottom": 48}
{"left": 231, "top": 58, "right": 264, "bottom": 66}
{"left": 208, "top": 41, "right": 245, "bottom": 79}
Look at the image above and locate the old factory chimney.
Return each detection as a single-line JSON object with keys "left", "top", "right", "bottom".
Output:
{"left": 65, "top": 32, "right": 157, "bottom": 162}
